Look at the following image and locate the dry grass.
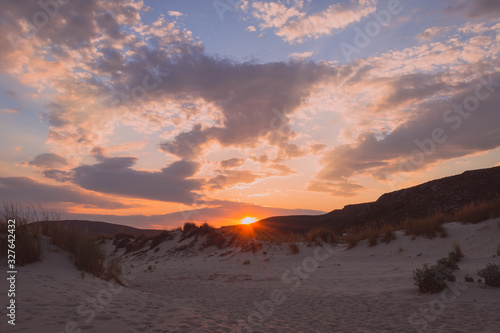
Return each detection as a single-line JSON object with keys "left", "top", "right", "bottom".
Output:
{"left": 1, "top": 202, "right": 105, "bottom": 276}
{"left": 404, "top": 213, "right": 450, "bottom": 239}
{"left": 454, "top": 198, "right": 500, "bottom": 223}
{"left": 288, "top": 243, "right": 300, "bottom": 254}
{"left": 150, "top": 230, "right": 173, "bottom": 249}
{"left": 453, "top": 241, "right": 464, "bottom": 258}
{"left": 366, "top": 228, "right": 379, "bottom": 247}
{"left": 343, "top": 222, "right": 397, "bottom": 249}
{"left": 381, "top": 224, "right": 396, "bottom": 244}
{"left": 306, "top": 227, "right": 336, "bottom": 245}
{"left": 344, "top": 227, "right": 363, "bottom": 249}
{"left": 403, "top": 197, "right": 500, "bottom": 239}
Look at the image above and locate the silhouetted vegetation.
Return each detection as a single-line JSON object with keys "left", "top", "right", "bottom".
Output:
{"left": 477, "top": 264, "right": 500, "bottom": 287}
{"left": 414, "top": 253, "right": 460, "bottom": 293}
{"left": 0, "top": 202, "right": 105, "bottom": 276}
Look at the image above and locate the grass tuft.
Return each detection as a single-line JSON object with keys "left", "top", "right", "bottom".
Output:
{"left": 288, "top": 243, "right": 300, "bottom": 254}
{"left": 453, "top": 241, "right": 464, "bottom": 258}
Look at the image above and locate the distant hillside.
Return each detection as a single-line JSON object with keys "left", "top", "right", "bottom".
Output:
{"left": 33, "top": 220, "right": 162, "bottom": 238}
{"left": 259, "top": 166, "right": 500, "bottom": 234}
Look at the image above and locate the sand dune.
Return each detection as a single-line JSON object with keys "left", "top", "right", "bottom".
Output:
{"left": 2, "top": 219, "right": 500, "bottom": 332}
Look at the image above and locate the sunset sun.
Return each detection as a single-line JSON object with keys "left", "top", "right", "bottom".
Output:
{"left": 240, "top": 217, "right": 258, "bottom": 225}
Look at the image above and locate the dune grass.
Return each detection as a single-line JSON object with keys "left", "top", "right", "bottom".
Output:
{"left": 343, "top": 222, "right": 397, "bottom": 249}
{"left": 288, "top": 243, "right": 300, "bottom": 254}
{"left": 403, "top": 213, "right": 449, "bottom": 239}
{"left": 403, "top": 197, "right": 500, "bottom": 239}
{"left": 1, "top": 202, "right": 105, "bottom": 276}
{"left": 343, "top": 197, "right": 500, "bottom": 249}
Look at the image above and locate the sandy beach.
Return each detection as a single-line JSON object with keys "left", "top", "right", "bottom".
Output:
{"left": 2, "top": 219, "right": 500, "bottom": 333}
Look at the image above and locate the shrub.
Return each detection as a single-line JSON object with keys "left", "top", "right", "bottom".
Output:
{"left": 413, "top": 263, "right": 457, "bottom": 293}
{"left": 477, "top": 264, "right": 500, "bottom": 287}
{"left": 448, "top": 251, "right": 461, "bottom": 263}
{"left": 436, "top": 256, "right": 459, "bottom": 271}
{"left": 203, "top": 231, "right": 227, "bottom": 249}
{"left": 124, "top": 234, "right": 151, "bottom": 254}
{"left": 113, "top": 232, "right": 134, "bottom": 245}
{"left": 199, "top": 222, "right": 215, "bottom": 235}
{"left": 306, "top": 228, "right": 336, "bottom": 245}
{"left": 288, "top": 243, "right": 300, "bottom": 254}
{"left": 150, "top": 230, "right": 172, "bottom": 249}
{"left": 182, "top": 222, "right": 198, "bottom": 235}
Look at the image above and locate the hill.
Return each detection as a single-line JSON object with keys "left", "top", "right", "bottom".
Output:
{"left": 258, "top": 166, "right": 500, "bottom": 234}
{"left": 33, "top": 220, "right": 162, "bottom": 238}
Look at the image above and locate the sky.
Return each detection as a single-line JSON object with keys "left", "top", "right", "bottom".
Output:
{"left": 1, "top": 0, "right": 499, "bottom": 229}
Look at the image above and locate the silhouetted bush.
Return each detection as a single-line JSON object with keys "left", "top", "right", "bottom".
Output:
{"left": 150, "top": 230, "right": 172, "bottom": 249}
{"left": 413, "top": 263, "right": 456, "bottom": 293}
{"left": 203, "top": 231, "right": 227, "bottom": 249}
{"left": 125, "top": 234, "right": 151, "bottom": 254}
{"left": 477, "top": 264, "right": 500, "bottom": 287}
{"left": 182, "top": 222, "right": 198, "bottom": 235}
{"left": 436, "top": 254, "right": 460, "bottom": 271}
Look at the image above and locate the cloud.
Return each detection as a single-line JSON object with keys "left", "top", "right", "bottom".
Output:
{"left": 289, "top": 51, "right": 314, "bottom": 60}
{"left": 444, "top": 0, "right": 500, "bottom": 18}
{"left": 417, "top": 26, "right": 453, "bottom": 41}
{"left": 247, "top": 0, "right": 378, "bottom": 43}
{"left": 307, "top": 180, "right": 364, "bottom": 197}
{"left": 268, "top": 163, "right": 296, "bottom": 176}
{"left": 0, "top": 177, "right": 129, "bottom": 209}
{"left": 28, "top": 153, "right": 68, "bottom": 169}
{"left": 158, "top": 60, "right": 336, "bottom": 160}
{"left": 2, "top": 108, "right": 18, "bottom": 113}
{"left": 220, "top": 158, "right": 245, "bottom": 168}
{"left": 68, "top": 156, "right": 203, "bottom": 204}
{"left": 246, "top": 25, "right": 257, "bottom": 32}
{"left": 314, "top": 72, "right": 500, "bottom": 182}
{"left": 168, "top": 11, "right": 183, "bottom": 17}
{"left": 208, "top": 170, "right": 261, "bottom": 190}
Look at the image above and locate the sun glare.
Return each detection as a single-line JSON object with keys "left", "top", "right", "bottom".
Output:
{"left": 240, "top": 217, "right": 258, "bottom": 225}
